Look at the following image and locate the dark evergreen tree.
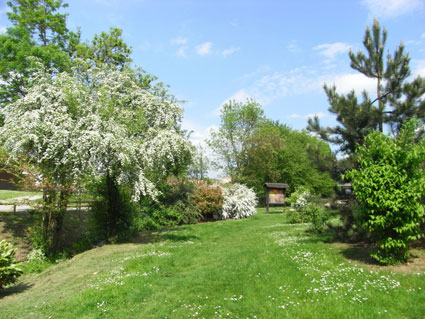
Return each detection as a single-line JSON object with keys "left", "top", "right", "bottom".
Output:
{"left": 308, "top": 19, "right": 425, "bottom": 154}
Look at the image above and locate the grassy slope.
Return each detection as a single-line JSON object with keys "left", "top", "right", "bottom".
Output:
{"left": 0, "top": 190, "right": 41, "bottom": 201}
{"left": 1, "top": 208, "right": 424, "bottom": 319}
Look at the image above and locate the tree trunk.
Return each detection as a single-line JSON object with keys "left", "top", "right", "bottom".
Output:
{"left": 106, "top": 173, "right": 121, "bottom": 239}
{"left": 41, "top": 187, "right": 70, "bottom": 254}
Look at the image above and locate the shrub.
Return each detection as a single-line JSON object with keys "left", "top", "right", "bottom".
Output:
{"left": 220, "top": 183, "right": 258, "bottom": 219}
{"left": 286, "top": 208, "right": 304, "bottom": 224}
{"left": 328, "top": 200, "right": 368, "bottom": 242}
{"left": 172, "top": 200, "right": 201, "bottom": 225}
{"left": 0, "top": 240, "right": 23, "bottom": 289}
{"left": 346, "top": 119, "right": 425, "bottom": 264}
{"left": 191, "top": 185, "right": 223, "bottom": 220}
{"left": 287, "top": 187, "right": 313, "bottom": 211}
{"left": 305, "top": 203, "right": 330, "bottom": 233}
{"left": 287, "top": 187, "right": 317, "bottom": 223}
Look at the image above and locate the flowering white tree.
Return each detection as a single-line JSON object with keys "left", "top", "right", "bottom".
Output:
{"left": 220, "top": 183, "right": 257, "bottom": 219}
{"left": 0, "top": 62, "right": 192, "bottom": 252}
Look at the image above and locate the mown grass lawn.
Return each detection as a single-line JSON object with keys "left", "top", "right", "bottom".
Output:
{"left": 1, "top": 208, "right": 424, "bottom": 318}
{"left": 0, "top": 190, "right": 41, "bottom": 201}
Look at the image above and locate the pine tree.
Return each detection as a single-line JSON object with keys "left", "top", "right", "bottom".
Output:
{"left": 308, "top": 20, "right": 425, "bottom": 154}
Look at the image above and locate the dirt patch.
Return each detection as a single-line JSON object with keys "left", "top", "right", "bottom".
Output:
{"left": 332, "top": 241, "right": 425, "bottom": 274}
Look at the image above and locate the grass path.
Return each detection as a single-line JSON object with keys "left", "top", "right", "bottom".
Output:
{"left": 1, "top": 209, "right": 424, "bottom": 318}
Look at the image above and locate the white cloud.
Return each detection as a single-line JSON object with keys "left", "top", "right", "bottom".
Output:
{"left": 361, "top": 0, "right": 424, "bottom": 18}
{"left": 182, "top": 119, "right": 217, "bottom": 147}
{"left": 314, "top": 42, "right": 351, "bottom": 60}
{"left": 195, "top": 42, "right": 213, "bottom": 56}
{"left": 289, "top": 112, "right": 327, "bottom": 119}
{"left": 287, "top": 40, "right": 301, "bottom": 53}
{"left": 225, "top": 66, "right": 381, "bottom": 111}
{"left": 213, "top": 89, "right": 254, "bottom": 116}
{"left": 221, "top": 47, "right": 240, "bottom": 56}
{"left": 170, "top": 37, "right": 188, "bottom": 45}
{"left": 0, "top": 26, "right": 6, "bottom": 35}
{"left": 176, "top": 46, "right": 188, "bottom": 57}
{"left": 421, "top": 33, "right": 425, "bottom": 39}
{"left": 0, "top": 6, "right": 11, "bottom": 15}
{"left": 413, "top": 59, "right": 425, "bottom": 77}
{"left": 94, "top": 0, "right": 145, "bottom": 7}
{"left": 324, "top": 73, "right": 377, "bottom": 95}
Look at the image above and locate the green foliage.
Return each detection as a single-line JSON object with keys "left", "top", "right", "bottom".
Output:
{"left": 0, "top": 0, "right": 75, "bottom": 107}
{"left": 286, "top": 208, "right": 305, "bottom": 224}
{"left": 346, "top": 119, "right": 425, "bottom": 264}
{"left": 75, "top": 27, "right": 132, "bottom": 70}
{"left": 131, "top": 178, "right": 201, "bottom": 231}
{"left": 240, "top": 122, "right": 336, "bottom": 202}
{"left": 90, "top": 176, "right": 136, "bottom": 243}
{"left": 22, "top": 248, "right": 51, "bottom": 274}
{"left": 308, "top": 19, "right": 425, "bottom": 154}
{"left": 0, "top": 240, "right": 23, "bottom": 289}
{"left": 134, "top": 203, "right": 183, "bottom": 231}
{"left": 329, "top": 200, "right": 368, "bottom": 242}
{"left": 187, "top": 145, "right": 210, "bottom": 180}
{"left": 305, "top": 203, "right": 330, "bottom": 233}
{"left": 208, "top": 98, "right": 266, "bottom": 178}
{"left": 191, "top": 184, "right": 224, "bottom": 220}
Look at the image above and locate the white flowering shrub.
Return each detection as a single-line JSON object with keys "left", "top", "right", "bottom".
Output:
{"left": 219, "top": 183, "right": 258, "bottom": 220}
{"left": 0, "top": 61, "right": 193, "bottom": 252}
{"left": 288, "top": 188, "right": 312, "bottom": 211}
{"left": 0, "top": 62, "right": 192, "bottom": 201}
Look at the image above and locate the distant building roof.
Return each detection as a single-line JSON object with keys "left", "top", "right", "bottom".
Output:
{"left": 264, "top": 183, "right": 289, "bottom": 189}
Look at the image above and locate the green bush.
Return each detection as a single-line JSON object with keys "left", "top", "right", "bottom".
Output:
{"left": 286, "top": 209, "right": 304, "bottom": 224}
{"left": 346, "top": 119, "right": 425, "bottom": 264}
{"left": 134, "top": 200, "right": 184, "bottom": 231}
{"left": 191, "top": 185, "right": 223, "bottom": 220}
{"left": 305, "top": 203, "right": 330, "bottom": 233}
{"left": 0, "top": 240, "right": 23, "bottom": 289}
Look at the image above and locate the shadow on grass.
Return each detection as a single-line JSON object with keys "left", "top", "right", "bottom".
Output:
{"left": 0, "top": 282, "right": 33, "bottom": 298}
{"left": 340, "top": 244, "right": 380, "bottom": 265}
{"left": 0, "top": 211, "right": 35, "bottom": 241}
{"left": 131, "top": 227, "right": 199, "bottom": 245}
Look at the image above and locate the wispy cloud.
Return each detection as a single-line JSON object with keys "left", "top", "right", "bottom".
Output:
{"left": 421, "top": 33, "right": 425, "bottom": 39}
{"left": 287, "top": 40, "right": 301, "bottom": 53}
{"left": 413, "top": 59, "right": 425, "bottom": 77}
{"left": 94, "top": 0, "right": 145, "bottom": 7}
{"left": 223, "top": 67, "right": 379, "bottom": 110}
{"left": 170, "top": 37, "right": 188, "bottom": 45}
{"left": 195, "top": 42, "right": 213, "bottom": 56}
{"left": 230, "top": 20, "right": 239, "bottom": 28}
{"left": 313, "top": 42, "right": 351, "bottom": 60}
{"left": 221, "top": 47, "right": 240, "bottom": 56}
{"left": 361, "top": 0, "right": 424, "bottom": 18}
{"left": 289, "top": 112, "right": 327, "bottom": 119}
{"left": 176, "top": 46, "right": 188, "bottom": 57}
{"left": 0, "top": 6, "right": 11, "bottom": 15}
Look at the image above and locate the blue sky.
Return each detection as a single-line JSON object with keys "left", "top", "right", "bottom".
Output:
{"left": 1, "top": 0, "right": 425, "bottom": 169}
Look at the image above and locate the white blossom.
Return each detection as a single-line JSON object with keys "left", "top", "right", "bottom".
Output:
{"left": 219, "top": 183, "right": 258, "bottom": 219}
{"left": 0, "top": 64, "right": 192, "bottom": 200}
